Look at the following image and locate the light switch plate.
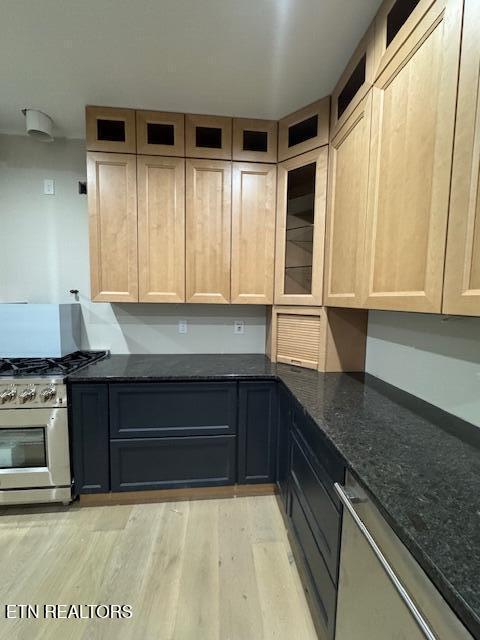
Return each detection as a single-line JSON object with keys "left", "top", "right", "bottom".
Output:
{"left": 178, "top": 319, "right": 187, "bottom": 334}
{"left": 234, "top": 320, "right": 245, "bottom": 335}
{"left": 43, "top": 179, "right": 55, "bottom": 195}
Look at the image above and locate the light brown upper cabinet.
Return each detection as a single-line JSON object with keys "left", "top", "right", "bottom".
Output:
{"left": 278, "top": 97, "right": 330, "bottom": 162}
{"left": 136, "top": 111, "right": 185, "bottom": 156}
{"left": 275, "top": 147, "right": 328, "bottom": 306}
{"left": 86, "top": 106, "right": 136, "bottom": 154}
{"left": 186, "top": 159, "right": 232, "bottom": 303}
{"left": 324, "top": 92, "right": 372, "bottom": 308}
{"left": 87, "top": 153, "right": 138, "bottom": 302}
{"left": 137, "top": 156, "right": 185, "bottom": 303}
{"left": 443, "top": 0, "right": 480, "bottom": 316}
{"left": 232, "top": 118, "right": 278, "bottom": 163}
{"left": 185, "top": 114, "right": 232, "bottom": 160}
{"left": 330, "top": 25, "right": 375, "bottom": 138}
{"left": 231, "top": 163, "right": 276, "bottom": 304}
{"left": 362, "top": 0, "right": 463, "bottom": 312}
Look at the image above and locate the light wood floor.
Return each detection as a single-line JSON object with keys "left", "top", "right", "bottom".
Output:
{"left": 0, "top": 496, "right": 317, "bottom": 640}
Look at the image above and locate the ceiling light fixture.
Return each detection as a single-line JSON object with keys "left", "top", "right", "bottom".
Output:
{"left": 21, "top": 108, "right": 54, "bottom": 142}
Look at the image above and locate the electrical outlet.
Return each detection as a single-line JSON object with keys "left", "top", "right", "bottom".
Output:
{"left": 234, "top": 320, "right": 244, "bottom": 335}
{"left": 178, "top": 319, "right": 187, "bottom": 334}
{"left": 43, "top": 179, "right": 55, "bottom": 195}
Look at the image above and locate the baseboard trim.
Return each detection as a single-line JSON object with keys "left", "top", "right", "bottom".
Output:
{"left": 78, "top": 483, "right": 277, "bottom": 507}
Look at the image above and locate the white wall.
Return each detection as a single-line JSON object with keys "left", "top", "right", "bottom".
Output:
{"left": 0, "top": 134, "right": 266, "bottom": 353}
{"left": 366, "top": 311, "right": 480, "bottom": 427}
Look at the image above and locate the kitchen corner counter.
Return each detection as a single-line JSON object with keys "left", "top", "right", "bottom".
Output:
{"left": 68, "top": 353, "right": 480, "bottom": 637}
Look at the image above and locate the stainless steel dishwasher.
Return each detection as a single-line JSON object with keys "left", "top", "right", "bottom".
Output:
{"left": 334, "top": 472, "right": 473, "bottom": 640}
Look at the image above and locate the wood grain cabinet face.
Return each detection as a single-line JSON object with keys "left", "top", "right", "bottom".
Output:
{"left": 137, "top": 156, "right": 185, "bottom": 302}
{"left": 231, "top": 163, "right": 276, "bottom": 304}
{"left": 87, "top": 152, "right": 138, "bottom": 302}
{"left": 330, "top": 26, "right": 375, "bottom": 138}
{"left": 278, "top": 97, "right": 330, "bottom": 162}
{"left": 185, "top": 114, "right": 232, "bottom": 160}
{"left": 232, "top": 118, "right": 278, "bottom": 163}
{"left": 136, "top": 110, "right": 185, "bottom": 156}
{"left": 363, "top": 0, "right": 463, "bottom": 312}
{"left": 186, "top": 159, "right": 232, "bottom": 303}
{"left": 275, "top": 148, "right": 328, "bottom": 306}
{"left": 86, "top": 106, "right": 136, "bottom": 153}
{"left": 324, "top": 93, "right": 372, "bottom": 308}
{"left": 443, "top": 0, "right": 480, "bottom": 316}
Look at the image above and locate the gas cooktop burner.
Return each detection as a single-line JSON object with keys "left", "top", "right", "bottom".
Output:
{"left": 0, "top": 351, "right": 107, "bottom": 378}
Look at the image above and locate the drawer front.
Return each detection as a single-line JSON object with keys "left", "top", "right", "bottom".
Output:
{"left": 292, "top": 404, "right": 345, "bottom": 498}
{"left": 290, "top": 486, "right": 337, "bottom": 640}
{"left": 110, "top": 435, "right": 236, "bottom": 491}
{"left": 290, "top": 433, "right": 341, "bottom": 583}
{"left": 109, "top": 382, "right": 237, "bottom": 438}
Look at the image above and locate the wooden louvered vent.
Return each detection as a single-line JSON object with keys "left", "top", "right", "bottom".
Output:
{"left": 276, "top": 313, "right": 322, "bottom": 369}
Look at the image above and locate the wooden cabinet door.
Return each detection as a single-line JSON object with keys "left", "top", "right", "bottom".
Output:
{"left": 362, "top": 0, "right": 463, "bottom": 312}
{"left": 324, "top": 93, "right": 372, "bottom": 308}
{"left": 185, "top": 114, "right": 232, "bottom": 160}
{"left": 231, "top": 162, "right": 276, "bottom": 304}
{"left": 278, "top": 97, "right": 330, "bottom": 162}
{"left": 87, "top": 152, "right": 138, "bottom": 302}
{"left": 70, "top": 384, "right": 109, "bottom": 494}
{"left": 137, "top": 156, "right": 185, "bottom": 302}
{"left": 86, "top": 106, "right": 136, "bottom": 153}
{"left": 185, "top": 159, "right": 232, "bottom": 303}
{"left": 275, "top": 148, "right": 328, "bottom": 306}
{"left": 443, "top": 0, "right": 480, "bottom": 316}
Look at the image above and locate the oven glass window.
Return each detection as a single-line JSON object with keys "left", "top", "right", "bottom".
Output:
{"left": 0, "top": 428, "right": 46, "bottom": 469}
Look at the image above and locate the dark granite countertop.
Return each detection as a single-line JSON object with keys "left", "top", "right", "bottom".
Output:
{"left": 68, "top": 353, "right": 480, "bottom": 637}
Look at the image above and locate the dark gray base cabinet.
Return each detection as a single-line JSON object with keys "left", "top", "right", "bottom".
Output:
{"left": 110, "top": 435, "right": 236, "bottom": 491}
{"left": 276, "top": 383, "right": 291, "bottom": 506}
{"left": 70, "top": 380, "right": 277, "bottom": 493}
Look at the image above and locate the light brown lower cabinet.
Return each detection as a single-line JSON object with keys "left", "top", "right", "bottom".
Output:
{"left": 324, "top": 92, "right": 372, "bottom": 308}
{"left": 186, "top": 158, "right": 232, "bottom": 303}
{"left": 266, "top": 306, "right": 367, "bottom": 372}
{"left": 231, "top": 163, "right": 276, "bottom": 304}
{"left": 361, "top": 0, "right": 463, "bottom": 312}
{"left": 443, "top": 0, "right": 480, "bottom": 316}
{"left": 137, "top": 156, "right": 185, "bottom": 302}
{"left": 87, "top": 152, "right": 138, "bottom": 302}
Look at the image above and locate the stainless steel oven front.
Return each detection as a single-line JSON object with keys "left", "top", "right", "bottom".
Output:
{"left": 0, "top": 381, "right": 71, "bottom": 505}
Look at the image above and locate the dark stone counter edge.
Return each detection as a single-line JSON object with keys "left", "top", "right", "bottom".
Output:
{"left": 66, "top": 370, "right": 480, "bottom": 637}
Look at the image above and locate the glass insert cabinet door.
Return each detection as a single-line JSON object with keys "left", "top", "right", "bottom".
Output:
{"left": 0, "top": 428, "right": 46, "bottom": 469}
{"left": 275, "top": 147, "right": 328, "bottom": 305}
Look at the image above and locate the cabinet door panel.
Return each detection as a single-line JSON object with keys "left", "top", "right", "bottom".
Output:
{"left": 443, "top": 0, "right": 480, "bottom": 316}
{"left": 324, "top": 93, "right": 372, "bottom": 307}
{"left": 137, "top": 156, "right": 185, "bottom": 302}
{"left": 231, "top": 163, "right": 276, "bottom": 304}
{"left": 363, "top": 0, "right": 463, "bottom": 312}
{"left": 186, "top": 159, "right": 232, "bottom": 303}
{"left": 87, "top": 152, "right": 138, "bottom": 302}
{"left": 238, "top": 382, "right": 277, "bottom": 484}
{"left": 70, "top": 384, "right": 109, "bottom": 494}
{"left": 275, "top": 148, "right": 328, "bottom": 306}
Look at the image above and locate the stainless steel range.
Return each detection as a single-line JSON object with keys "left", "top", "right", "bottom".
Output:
{"left": 0, "top": 351, "right": 106, "bottom": 506}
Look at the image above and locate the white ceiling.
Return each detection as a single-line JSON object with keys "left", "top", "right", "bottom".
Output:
{"left": 0, "top": 0, "right": 382, "bottom": 139}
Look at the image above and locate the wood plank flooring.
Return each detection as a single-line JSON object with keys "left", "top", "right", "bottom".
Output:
{"left": 0, "top": 496, "right": 317, "bottom": 640}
